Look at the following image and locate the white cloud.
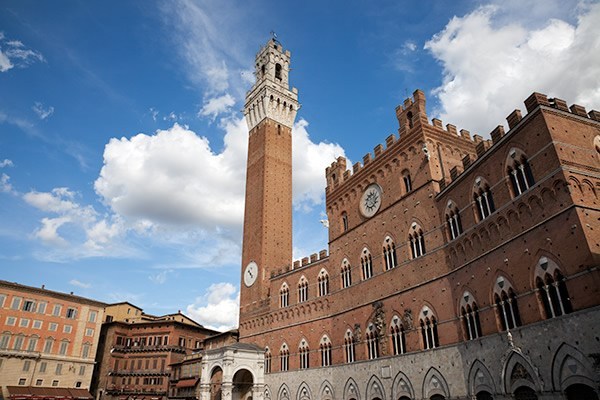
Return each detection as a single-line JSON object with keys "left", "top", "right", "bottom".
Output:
{"left": 149, "top": 269, "right": 173, "bottom": 284}
{"left": 186, "top": 282, "right": 239, "bottom": 331}
{"left": 292, "top": 119, "right": 346, "bottom": 210}
{"left": 1, "top": 173, "right": 14, "bottom": 194}
{"left": 0, "top": 33, "right": 44, "bottom": 72}
{"left": 198, "top": 93, "right": 235, "bottom": 120}
{"left": 150, "top": 107, "right": 159, "bottom": 121}
{"left": 69, "top": 279, "right": 91, "bottom": 289}
{"left": 425, "top": 3, "right": 600, "bottom": 135}
{"left": 32, "top": 102, "right": 54, "bottom": 120}
{"left": 0, "top": 159, "right": 13, "bottom": 168}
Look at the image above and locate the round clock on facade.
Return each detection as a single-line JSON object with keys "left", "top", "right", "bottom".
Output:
{"left": 244, "top": 261, "right": 259, "bottom": 287}
{"left": 359, "top": 183, "right": 383, "bottom": 218}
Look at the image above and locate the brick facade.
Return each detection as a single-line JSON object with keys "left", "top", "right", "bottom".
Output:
{"left": 238, "top": 40, "right": 600, "bottom": 400}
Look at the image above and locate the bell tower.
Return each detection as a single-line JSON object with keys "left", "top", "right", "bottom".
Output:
{"left": 239, "top": 38, "right": 298, "bottom": 327}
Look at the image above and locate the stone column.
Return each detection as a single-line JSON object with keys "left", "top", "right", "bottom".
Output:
{"left": 198, "top": 383, "right": 211, "bottom": 400}
{"left": 221, "top": 383, "right": 233, "bottom": 400}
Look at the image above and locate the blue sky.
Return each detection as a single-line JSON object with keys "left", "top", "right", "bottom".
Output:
{"left": 1, "top": 0, "right": 599, "bottom": 330}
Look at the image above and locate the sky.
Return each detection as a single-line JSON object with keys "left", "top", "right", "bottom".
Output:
{"left": 1, "top": 0, "right": 599, "bottom": 331}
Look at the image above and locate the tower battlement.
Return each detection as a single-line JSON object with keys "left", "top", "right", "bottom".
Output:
{"left": 325, "top": 91, "right": 600, "bottom": 198}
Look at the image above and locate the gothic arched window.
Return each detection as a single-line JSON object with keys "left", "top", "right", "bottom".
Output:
{"left": 275, "top": 63, "right": 282, "bottom": 80}
{"left": 402, "top": 169, "right": 412, "bottom": 193}
{"left": 341, "top": 212, "right": 349, "bottom": 232}
{"left": 279, "top": 343, "right": 289, "bottom": 372}
{"left": 409, "top": 223, "right": 426, "bottom": 258}
{"left": 507, "top": 148, "right": 535, "bottom": 197}
{"left": 419, "top": 306, "right": 439, "bottom": 350}
{"left": 344, "top": 329, "right": 355, "bottom": 363}
{"left": 473, "top": 177, "right": 495, "bottom": 221}
{"left": 318, "top": 269, "right": 329, "bottom": 297}
{"left": 361, "top": 248, "right": 373, "bottom": 280}
{"left": 280, "top": 283, "right": 289, "bottom": 308}
{"left": 341, "top": 259, "right": 352, "bottom": 289}
{"left": 390, "top": 316, "right": 406, "bottom": 355}
{"left": 446, "top": 201, "right": 463, "bottom": 240}
{"left": 265, "top": 347, "right": 272, "bottom": 373}
{"left": 383, "top": 236, "right": 398, "bottom": 270}
{"left": 319, "top": 335, "right": 332, "bottom": 367}
{"left": 493, "top": 277, "right": 521, "bottom": 331}
{"left": 366, "top": 324, "right": 379, "bottom": 360}
{"left": 460, "top": 291, "right": 482, "bottom": 340}
{"left": 299, "top": 339, "right": 310, "bottom": 369}
{"left": 535, "top": 257, "right": 572, "bottom": 319}
{"left": 298, "top": 276, "right": 308, "bottom": 303}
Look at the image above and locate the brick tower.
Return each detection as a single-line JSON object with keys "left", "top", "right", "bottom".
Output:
{"left": 239, "top": 38, "right": 298, "bottom": 332}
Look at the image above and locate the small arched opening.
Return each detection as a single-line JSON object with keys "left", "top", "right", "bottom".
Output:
{"left": 210, "top": 366, "right": 223, "bottom": 400}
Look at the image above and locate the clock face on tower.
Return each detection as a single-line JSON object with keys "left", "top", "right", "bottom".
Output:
{"left": 360, "top": 183, "right": 383, "bottom": 218}
{"left": 244, "top": 261, "right": 259, "bottom": 287}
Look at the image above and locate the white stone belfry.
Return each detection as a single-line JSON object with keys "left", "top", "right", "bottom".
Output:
{"left": 198, "top": 343, "right": 265, "bottom": 400}
{"left": 244, "top": 38, "right": 299, "bottom": 131}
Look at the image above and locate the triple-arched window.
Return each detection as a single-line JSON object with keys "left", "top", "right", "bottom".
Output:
{"left": 507, "top": 148, "right": 535, "bottom": 197}
{"left": 344, "top": 329, "right": 355, "bottom": 363}
{"left": 535, "top": 257, "right": 572, "bottom": 318}
{"left": 279, "top": 283, "right": 289, "bottom": 308}
{"left": 383, "top": 236, "right": 398, "bottom": 270}
{"left": 279, "top": 343, "right": 289, "bottom": 372}
{"left": 366, "top": 324, "right": 379, "bottom": 359}
{"left": 493, "top": 276, "right": 521, "bottom": 331}
{"left": 320, "top": 335, "right": 332, "bottom": 367}
{"left": 460, "top": 291, "right": 482, "bottom": 340}
{"left": 409, "top": 223, "right": 426, "bottom": 258}
{"left": 419, "top": 306, "right": 439, "bottom": 350}
{"left": 390, "top": 316, "right": 406, "bottom": 355}
{"left": 341, "top": 259, "right": 352, "bottom": 289}
{"left": 318, "top": 269, "right": 330, "bottom": 297}
{"left": 299, "top": 339, "right": 310, "bottom": 369}
{"left": 361, "top": 248, "right": 373, "bottom": 280}
{"left": 298, "top": 277, "right": 308, "bottom": 303}
{"left": 446, "top": 201, "right": 463, "bottom": 240}
{"left": 473, "top": 177, "right": 496, "bottom": 221}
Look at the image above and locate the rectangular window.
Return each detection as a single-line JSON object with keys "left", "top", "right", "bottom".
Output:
{"left": 22, "top": 300, "right": 36, "bottom": 312}
{"left": 52, "top": 380, "right": 58, "bottom": 387}
{"left": 19, "top": 378, "right": 26, "bottom": 385}
{"left": 82, "top": 344, "right": 90, "bottom": 358}
{"left": 33, "top": 320, "right": 42, "bottom": 329}
{"left": 19, "top": 318, "right": 30, "bottom": 328}
{"left": 36, "top": 379, "right": 43, "bottom": 386}
{"left": 6, "top": 316, "right": 16, "bottom": 326}
{"left": 63, "top": 325, "right": 72, "bottom": 334}
{"left": 79, "top": 365, "right": 85, "bottom": 376}
{"left": 85, "top": 328, "right": 94, "bottom": 337}
{"left": 59, "top": 341, "right": 68, "bottom": 355}
{"left": 39, "top": 362, "right": 47, "bottom": 373}
{"left": 43, "top": 339, "right": 54, "bottom": 353}
{"left": 37, "top": 302, "right": 47, "bottom": 314}
{"left": 0, "top": 293, "right": 6, "bottom": 307}
{"left": 66, "top": 308, "right": 77, "bottom": 319}
{"left": 88, "top": 310, "right": 97, "bottom": 322}
{"left": 48, "top": 323, "right": 58, "bottom": 331}
{"left": 23, "top": 360, "right": 31, "bottom": 371}
{"left": 75, "top": 381, "right": 82, "bottom": 388}
{"left": 55, "top": 363, "right": 62, "bottom": 375}
{"left": 27, "top": 337, "right": 38, "bottom": 352}
{"left": 52, "top": 304, "right": 62, "bottom": 316}
{"left": 0, "top": 334, "right": 10, "bottom": 349}
{"left": 11, "top": 296, "right": 22, "bottom": 310}
{"left": 13, "top": 335, "right": 24, "bottom": 350}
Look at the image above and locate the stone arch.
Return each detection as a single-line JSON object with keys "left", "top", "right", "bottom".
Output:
{"left": 551, "top": 342, "right": 598, "bottom": 392}
{"left": 366, "top": 375, "right": 386, "bottom": 400}
{"left": 297, "top": 382, "right": 312, "bottom": 400}
{"left": 319, "top": 380, "right": 334, "bottom": 400}
{"left": 209, "top": 365, "right": 224, "bottom": 400}
{"left": 392, "top": 371, "right": 415, "bottom": 399}
{"left": 232, "top": 368, "right": 254, "bottom": 400}
{"left": 343, "top": 378, "right": 361, "bottom": 400}
{"left": 422, "top": 367, "right": 450, "bottom": 399}
{"left": 502, "top": 350, "right": 542, "bottom": 394}
{"left": 265, "top": 385, "right": 271, "bottom": 400}
{"left": 278, "top": 384, "right": 291, "bottom": 400}
{"left": 468, "top": 360, "right": 496, "bottom": 397}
